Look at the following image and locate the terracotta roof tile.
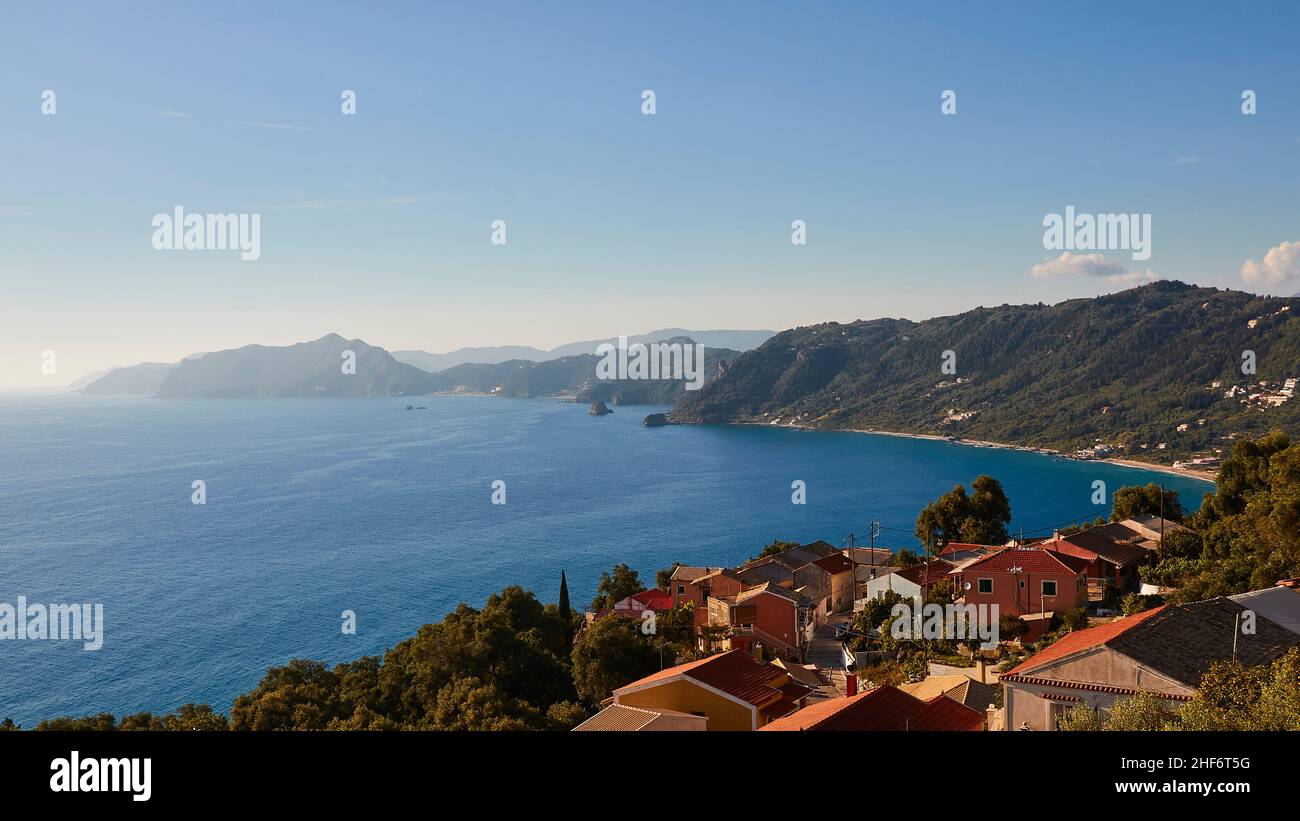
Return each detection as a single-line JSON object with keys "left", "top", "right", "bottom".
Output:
{"left": 895, "top": 559, "right": 956, "bottom": 586}
{"left": 573, "top": 704, "right": 707, "bottom": 731}
{"left": 962, "top": 546, "right": 1088, "bottom": 575}
{"left": 630, "top": 589, "right": 673, "bottom": 610}
{"left": 615, "top": 649, "right": 788, "bottom": 707}
{"left": 758, "top": 685, "right": 985, "bottom": 731}
{"left": 1053, "top": 523, "right": 1153, "bottom": 566}
{"left": 1007, "top": 606, "right": 1167, "bottom": 675}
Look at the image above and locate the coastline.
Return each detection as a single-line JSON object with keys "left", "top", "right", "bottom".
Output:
{"left": 728, "top": 420, "right": 1217, "bottom": 484}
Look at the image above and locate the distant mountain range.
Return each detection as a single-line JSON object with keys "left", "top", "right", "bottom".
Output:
{"left": 72, "top": 331, "right": 747, "bottom": 403}
{"left": 157, "top": 335, "right": 437, "bottom": 398}
{"left": 672, "top": 281, "right": 1300, "bottom": 462}
{"left": 74, "top": 285, "right": 1300, "bottom": 464}
{"left": 429, "top": 338, "right": 740, "bottom": 404}
{"left": 80, "top": 363, "right": 176, "bottom": 395}
{"left": 391, "top": 328, "right": 774, "bottom": 372}
{"left": 67, "top": 366, "right": 123, "bottom": 392}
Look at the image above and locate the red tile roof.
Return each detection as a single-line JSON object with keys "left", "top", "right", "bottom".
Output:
{"left": 1006, "top": 606, "right": 1166, "bottom": 675}
{"left": 1053, "top": 523, "right": 1154, "bottom": 566}
{"left": 895, "top": 559, "right": 956, "bottom": 586}
{"left": 615, "top": 649, "right": 788, "bottom": 707}
{"left": 998, "top": 673, "right": 1193, "bottom": 700}
{"left": 938, "top": 542, "right": 999, "bottom": 556}
{"left": 758, "top": 685, "right": 984, "bottom": 731}
{"left": 631, "top": 589, "right": 673, "bottom": 610}
{"left": 962, "top": 546, "right": 1088, "bottom": 575}
{"left": 812, "top": 554, "right": 855, "bottom": 574}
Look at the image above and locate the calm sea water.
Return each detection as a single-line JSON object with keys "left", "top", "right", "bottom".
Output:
{"left": 0, "top": 393, "right": 1211, "bottom": 724}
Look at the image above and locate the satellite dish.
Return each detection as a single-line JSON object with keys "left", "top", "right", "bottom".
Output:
{"left": 963, "top": 582, "right": 972, "bottom": 590}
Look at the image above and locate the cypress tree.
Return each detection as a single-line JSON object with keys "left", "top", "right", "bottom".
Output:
{"left": 558, "top": 571, "right": 573, "bottom": 644}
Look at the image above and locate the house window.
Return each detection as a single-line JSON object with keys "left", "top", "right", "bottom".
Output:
{"left": 1042, "top": 580, "right": 1058, "bottom": 597}
{"left": 676, "top": 585, "right": 685, "bottom": 595}
{"left": 977, "top": 578, "right": 993, "bottom": 594}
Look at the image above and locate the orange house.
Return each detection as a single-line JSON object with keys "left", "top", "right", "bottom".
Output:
{"left": 959, "top": 546, "right": 1089, "bottom": 619}
{"left": 683, "top": 568, "right": 745, "bottom": 630}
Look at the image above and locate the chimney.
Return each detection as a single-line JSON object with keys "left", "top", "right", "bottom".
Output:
{"left": 846, "top": 672, "right": 858, "bottom": 697}
{"left": 985, "top": 704, "right": 997, "bottom": 731}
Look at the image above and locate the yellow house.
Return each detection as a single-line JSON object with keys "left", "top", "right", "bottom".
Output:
{"left": 603, "top": 649, "right": 812, "bottom": 731}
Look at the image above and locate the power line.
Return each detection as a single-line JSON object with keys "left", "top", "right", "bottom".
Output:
{"left": 861, "top": 508, "right": 1111, "bottom": 544}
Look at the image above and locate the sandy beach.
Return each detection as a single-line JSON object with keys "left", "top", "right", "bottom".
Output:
{"left": 746, "top": 420, "right": 1218, "bottom": 484}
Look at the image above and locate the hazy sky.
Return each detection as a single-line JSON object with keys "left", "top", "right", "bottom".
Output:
{"left": 3, "top": 0, "right": 1300, "bottom": 387}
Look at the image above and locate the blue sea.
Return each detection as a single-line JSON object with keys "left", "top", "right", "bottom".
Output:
{"left": 0, "top": 393, "right": 1212, "bottom": 725}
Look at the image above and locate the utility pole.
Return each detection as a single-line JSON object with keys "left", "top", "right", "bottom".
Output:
{"left": 1232, "top": 611, "right": 1240, "bottom": 663}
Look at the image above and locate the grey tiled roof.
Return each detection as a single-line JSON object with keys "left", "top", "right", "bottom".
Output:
{"left": 1108, "top": 597, "right": 1300, "bottom": 687}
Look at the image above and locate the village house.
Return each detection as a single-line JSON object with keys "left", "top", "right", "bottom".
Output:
{"left": 861, "top": 558, "right": 956, "bottom": 602}
{"left": 682, "top": 568, "right": 745, "bottom": 630}
{"left": 664, "top": 541, "right": 845, "bottom": 650}
{"left": 1000, "top": 596, "right": 1300, "bottom": 730}
{"left": 734, "top": 558, "right": 794, "bottom": 589}
{"left": 1042, "top": 519, "right": 1186, "bottom": 599}
{"left": 854, "top": 563, "right": 898, "bottom": 606}
{"left": 900, "top": 674, "right": 998, "bottom": 713}
{"left": 937, "top": 542, "right": 999, "bottom": 564}
{"left": 571, "top": 704, "right": 708, "bottom": 731}
{"left": 771, "top": 657, "right": 829, "bottom": 697}
{"left": 958, "top": 546, "right": 1088, "bottom": 626}
{"left": 1228, "top": 584, "right": 1300, "bottom": 634}
{"left": 758, "top": 684, "right": 986, "bottom": 731}
{"left": 578, "top": 649, "right": 813, "bottom": 731}
{"left": 809, "top": 553, "right": 856, "bottom": 613}
{"left": 592, "top": 588, "right": 673, "bottom": 621}
{"left": 719, "top": 541, "right": 852, "bottom": 621}
{"left": 705, "top": 582, "right": 814, "bottom": 660}
{"left": 667, "top": 565, "right": 719, "bottom": 606}
{"left": 843, "top": 546, "right": 893, "bottom": 568}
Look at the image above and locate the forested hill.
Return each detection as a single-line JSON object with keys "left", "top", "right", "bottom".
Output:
{"left": 671, "top": 282, "right": 1300, "bottom": 462}
{"left": 430, "top": 340, "right": 739, "bottom": 405}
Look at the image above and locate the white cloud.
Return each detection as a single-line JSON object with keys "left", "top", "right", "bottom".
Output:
{"left": 1030, "top": 253, "right": 1159, "bottom": 286}
{"left": 1241, "top": 240, "right": 1300, "bottom": 286}
{"left": 1106, "top": 269, "right": 1160, "bottom": 286}
{"left": 1031, "top": 252, "right": 1127, "bottom": 279}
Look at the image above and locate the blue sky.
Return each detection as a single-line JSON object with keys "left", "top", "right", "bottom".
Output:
{"left": 3, "top": 0, "right": 1300, "bottom": 386}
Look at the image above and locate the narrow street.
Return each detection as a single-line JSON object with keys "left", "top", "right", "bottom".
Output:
{"left": 807, "top": 615, "right": 852, "bottom": 696}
